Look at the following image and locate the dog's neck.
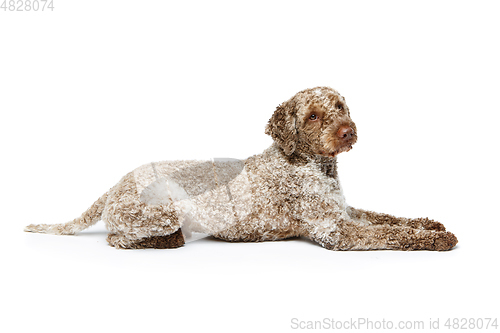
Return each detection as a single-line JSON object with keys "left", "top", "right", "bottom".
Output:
{"left": 313, "top": 155, "right": 338, "bottom": 178}
{"left": 273, "top": 144, "right": 338, "bottom": 178}
{"left": 292, "top": 153, "right": 338, "bottom": 178}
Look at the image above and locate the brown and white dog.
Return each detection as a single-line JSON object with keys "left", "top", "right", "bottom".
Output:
{"left": 25, "top": 86, "right": 458, "bottom": 250}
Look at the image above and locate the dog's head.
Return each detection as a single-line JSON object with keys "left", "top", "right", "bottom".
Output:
{"left": 266, "top": 86, "right": 357, "bottom": 158}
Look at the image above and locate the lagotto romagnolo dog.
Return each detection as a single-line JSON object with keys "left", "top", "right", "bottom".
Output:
{"left": 25, "top": 87, "right": 458, "bottom": 250}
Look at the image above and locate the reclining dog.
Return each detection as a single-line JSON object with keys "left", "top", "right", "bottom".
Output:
{"left": 25, "top": 86, "right": 458, "bottom": 251}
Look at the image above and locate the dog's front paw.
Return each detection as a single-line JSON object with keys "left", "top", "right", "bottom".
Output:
{"left": 433, "top": 231, "right": 458, "bottom": 251}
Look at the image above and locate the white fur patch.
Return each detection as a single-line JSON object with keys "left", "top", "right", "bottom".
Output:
{"left": 167, "top": 178, "right": 190, "bottom": 201}
{"left": 139, "top": 178, "right": 170, "bottom": 205}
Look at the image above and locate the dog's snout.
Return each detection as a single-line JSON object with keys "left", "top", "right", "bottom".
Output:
{"left": 337, "top": 126, "right": 354, "bottom": 140}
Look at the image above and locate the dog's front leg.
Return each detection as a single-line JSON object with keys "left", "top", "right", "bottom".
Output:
{"left": 347, "top": 206, "right": 446, "bottom": 231}
{"left": 304, "top": 219, "right": 457, "bottom": 251}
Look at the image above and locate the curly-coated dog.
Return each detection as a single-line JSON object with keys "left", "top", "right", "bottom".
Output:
{"left": 25, "top": 87, "right": 458, "bottom": 251}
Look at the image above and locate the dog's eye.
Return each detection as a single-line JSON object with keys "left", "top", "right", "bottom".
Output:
{"left": 309, "top": 114, "right": 318, "bottom": 120}
{"left": 336, "top": 103, "right": 343, "bottom": 111}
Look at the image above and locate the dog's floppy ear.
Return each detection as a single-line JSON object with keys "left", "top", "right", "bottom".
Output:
{"left": 265, "top": 99, "right": 298, "bottom": 155}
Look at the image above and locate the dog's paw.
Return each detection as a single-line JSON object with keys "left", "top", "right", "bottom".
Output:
{"left": 433, "top": 231, "right": 458, "bottom": 251}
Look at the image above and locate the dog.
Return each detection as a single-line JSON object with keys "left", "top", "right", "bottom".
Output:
{"left": 25, "top": 86, "right": 458, "bottom": 250}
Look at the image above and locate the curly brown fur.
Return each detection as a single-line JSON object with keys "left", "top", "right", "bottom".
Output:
{"left": 123, "top": 229, "right": 185, "bottom": 249}
{"left": 346, "top": 207, "right": 447, "bottom": 231}
{"left": 25, "top": 86, "right": 457, "bottom": 251}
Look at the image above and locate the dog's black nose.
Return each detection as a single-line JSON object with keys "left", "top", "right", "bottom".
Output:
{"left": 337, "top": 126, "right": 354, "bottom": 140}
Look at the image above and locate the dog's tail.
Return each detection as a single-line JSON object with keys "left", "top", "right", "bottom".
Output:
{"left": 24, "top": 192, "right": 108, "bottom": 235}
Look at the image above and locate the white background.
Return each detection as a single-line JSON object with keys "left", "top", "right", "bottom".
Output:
{"left": 1, "top": 1, "right": 499, "bottom": 332}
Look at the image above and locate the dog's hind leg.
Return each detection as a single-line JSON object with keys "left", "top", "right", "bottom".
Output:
{"left": 134, "top": 229, "right": 185, "bottom": 249}
{"left": 107, "top": 230, "right": 185, "bottom": 249}
{"left": 107, "top": 232, "right": 136, "bottom": 249}
{"left": 103, "top": 172, "right": 184, "bottom": 249}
